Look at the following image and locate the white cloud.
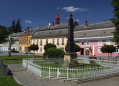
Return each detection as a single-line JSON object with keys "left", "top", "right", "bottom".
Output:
{"left": 79, "top": 8, "right": 88, "bottom": 12}
{"left": 62, "top": 6, "right": 79, "bottom": 12}
{"left": 25, "top": 20, "right": 31, "bottom": 23}
{"left": 75, "top": 19, "right": 79, "bottom": 21}
{"left": 62, "top": 6, "right": 88, "bottom": 12}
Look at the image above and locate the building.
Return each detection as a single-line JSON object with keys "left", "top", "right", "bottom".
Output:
{"left": 31, "top": 10, "right": 78, "bottom": 54}
{"left": 74, "top": 20, "right": 118, "bottom": 57}
{"left": 1, "top": 32, "right": 23, "bottom": 51}
{"left": 19, "top": 27, "right": 38, "bottom": 52}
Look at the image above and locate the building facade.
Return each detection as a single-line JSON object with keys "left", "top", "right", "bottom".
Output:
{"left": 74, "top": 20, "right": 118, "bottom": 57}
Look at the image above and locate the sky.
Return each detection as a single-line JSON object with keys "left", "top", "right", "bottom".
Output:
{"left": 0, "top": 0, "right": 114, "bottom": 31}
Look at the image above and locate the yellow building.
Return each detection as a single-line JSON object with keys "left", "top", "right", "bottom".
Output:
{"left": 19, "top": 28, "right": 38, "bottom": 52}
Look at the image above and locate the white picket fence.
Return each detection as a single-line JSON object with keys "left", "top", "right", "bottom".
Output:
{"left": 22, "top": 58, "right": 119, "bottom": 81}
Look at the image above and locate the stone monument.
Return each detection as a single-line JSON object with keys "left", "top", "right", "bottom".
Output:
{"left": 62, "top": 13, "right": 79, "bottom": 67}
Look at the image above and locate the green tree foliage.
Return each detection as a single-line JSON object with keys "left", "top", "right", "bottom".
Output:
{"left": 0, "top": 25, "right": 9, "bottom": 43}
{"left": 110, "top": 0, "right": 119, "bottom": 45}
{"left": 15, "top": 18, "right": 22, "bottom": 32}
{"left": 65, "top": 44, "right": 80, "bottom": 52}
{"left": 44, "top": 43, "right": 56, "bottom": 52}
{"left": 29, "top": 44, "right": 39, "bottom": 61}
{"left": 101, "top": 44, "right": 116, "bottom": 58}
{"left": 47, "top": 47, "right": 65, "bottom": 58}
{"left": 11, "top": 20, "right": 16, "bottom": 33}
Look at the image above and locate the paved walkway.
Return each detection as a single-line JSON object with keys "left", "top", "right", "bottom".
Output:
{"left": 9, "top": 64, "right": 119, "bottom": 86}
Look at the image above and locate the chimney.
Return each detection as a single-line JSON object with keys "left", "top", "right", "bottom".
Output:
{"left": 103, "top": 20, "right": 106, "bottom": 22}
{"left": 37, "top": 26, "right": 39, "bottom": 29}
{"left": 85, "top": 20, "right": 87, "bottom": 26}
{"left": 49, "top": 23, "right": 51, "bottom": 25}
{"left": 52, "top": 22, "right": 54, "bottom": 26}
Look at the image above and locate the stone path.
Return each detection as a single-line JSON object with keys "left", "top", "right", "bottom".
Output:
{"left": 8, "top": 64, "right": 119, "bottom": 86}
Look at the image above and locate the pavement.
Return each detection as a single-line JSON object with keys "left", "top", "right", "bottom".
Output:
{"left": 8, "top": 64, "right": 119, "bottom": 86}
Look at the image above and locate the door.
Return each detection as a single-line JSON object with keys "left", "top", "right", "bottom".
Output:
{"left": 81, "top": 48, "right": 84, "bottom": 55}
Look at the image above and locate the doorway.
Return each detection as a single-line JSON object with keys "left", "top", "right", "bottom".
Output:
{"left": 80, "top": 48, "right": 84, "bottom": 55}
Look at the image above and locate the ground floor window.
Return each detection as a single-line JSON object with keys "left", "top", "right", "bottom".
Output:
{"left": 20, "top": 47, "right": 22, "bottom": 51}
{"left": 98, "top": 47, "right": 102, "bottom": 53}
{"left": 59, "top": 47, "right": 64, "bottom": 51}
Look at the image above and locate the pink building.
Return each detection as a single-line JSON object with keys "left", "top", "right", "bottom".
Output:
{"left": 74, "top": 20, "right": 118, "bottom": 57}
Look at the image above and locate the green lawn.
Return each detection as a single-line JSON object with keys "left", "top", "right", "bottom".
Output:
{"left": 0, "top": 55, "right": 34, "bottom": 64}
{"left": 0, "top": 71, "right": 22, "bottom": 86}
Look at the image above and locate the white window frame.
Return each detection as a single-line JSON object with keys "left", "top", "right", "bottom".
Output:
{"left": 52, "top": 39, "right": 55, "bottom": 44}
{"left": 86, "top": 41, "right": 89, "bottom": 46}
{"left": 62, "top": 38, "right": 64, "bottom": 43}
{"left": 106, "top": 40, "right": 110, "bottom": 45}
{"left": 98, "top": 47, "right": 102, "bottom": 53}
{"left": 98, "top": 40, "right": 102, "bottom": 45}
{"left": 114, "top": 48, "right": 119, "bottom": 53}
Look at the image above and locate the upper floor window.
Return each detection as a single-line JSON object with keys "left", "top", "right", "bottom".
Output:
{"left": 86, "top": 41, "right": 89, "bottom": 45}
{"left": 81, "top": 41, "right": 84, "bottom": 46}
{"left": 40, "top": 39, "right": 42, "bottom": 45}
{"left": 57, "top": 39, "right": 59, "bottom": 45}
{"left": 37, "top": 40, "right": 38, "bottom": 44}
{"left": 62, "top": 38, "right": 64, "bottom": 43}
{"left": 52, "top": 39, "right": 55, "bottom": 44}
{"left": 33, "top": 40, "right": 35, "bottom": 44}
{"left": 46, "top": 39, "right": 48, "bottom": 44}
{"left": 25, "top": 39, "right": 27, "bottom": 43}
{"left": 98, "top": 40, "right": 102, "bottom": 45}
{"left": 106, "top": 40, "right": 110, "bottom": 45}
{"left": 29, "top": 39, "right": 30, "bottom": 43}
{"left": 23, "top": 39, "right": 24, "bottom": 43}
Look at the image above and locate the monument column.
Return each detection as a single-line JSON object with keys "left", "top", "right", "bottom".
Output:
{"left": 64, "top": 13, "right": 77, "bottom": 62}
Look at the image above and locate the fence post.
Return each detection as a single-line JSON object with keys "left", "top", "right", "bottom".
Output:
{"left": 49, "top": 66, "right": 50, "bottom": 79}
{"left": 67, "top": 67, "right": 68, "bottom": 80}
{"left": 57, "top": 68, "right": 59, "bottom": 78}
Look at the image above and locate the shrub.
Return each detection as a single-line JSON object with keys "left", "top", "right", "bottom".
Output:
{"left": 44, "top": 43, "right": 56, "bottom": 52}
{"left": 89, "top": 60, "right": 100, "bottom": 66}
{"left": 47, "top": 47, "right": 65, "bottom": 58}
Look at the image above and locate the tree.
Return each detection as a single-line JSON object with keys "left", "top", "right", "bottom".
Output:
{"left": 65, "top": 44, "right": 80, "bottom": 52}
{"left": 110, "top": 0, "right": 119, "bottom": 45}
{"left": 29, "top": 44, "right": 39, "bottom": 61}
{"left": 24, "top": 27, "right": 31, "bottom": 31}
{"left": 11, "top": 20, "right": 16, "bottom": 33}
{"left": 44, "top": 43, "right": 56, "bottom": 52}
{"left": 15, "top": 18, "right": 22, "bottom": 32}
{"left": 47, "top": 47, "right": 65, "bottom": 58}
{"left": 8, "top": 36, "right": 15, "bottom": 57}
{"left": 101, "top": 44, "right": 116, "bottom": 58}
{"left": 0, "top": 25, "right": 9, "bottom": 43}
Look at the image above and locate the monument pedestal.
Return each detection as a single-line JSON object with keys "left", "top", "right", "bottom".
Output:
{"left": 64, "top": 52, "right": 77, "bottom": 62}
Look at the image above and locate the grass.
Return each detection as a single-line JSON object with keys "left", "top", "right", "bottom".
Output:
{"left": 0, "top": 55, "right": 34, "bottom": 64}
{"left": 0, "top": 71, "right": 23, "bottom": 86}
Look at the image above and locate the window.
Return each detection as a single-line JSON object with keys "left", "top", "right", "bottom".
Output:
{"left": 25, "top": 39, "right": 27, "bottom": 43}
{"left": 98, "top": 47, "right": 102, "bottom": 53}
{"left": 40, "top": 39, "right": 42, "bottom": 45}
{"left": 52, "top": 39, "right": 55, "bottom": 44}
{"left": 81, "top": 41, "right": 84, "bottom": 46}
{"left": 62, "top": 38, "right": 64, "bottom": 45}
{"left": 29, "top": 39, "right": 30, "bottom": 43}
{"left": 25, "top": 47, "right": 27, "bottom": 51}
{"left": 86, "top": 41, "right": 89, "bottom": 45}
{"left": 23, "top": 39, "right": 24, "bottom": 43}
{"left": 106, "top": 40, "right": 110, "bottom": 45}
{"left": 20, "top": 47, "right": 22, "bottom": 51}
{"left": 59, "top": 47, "right": 64, "bottom": 51}
{"left": 37, "top": 40, "right": 38, "bottom": 44}
{"left": 98, "top": 40, "right": 102, "bottom": 45}
{"left": 57, "top": 39, "right": 59, "bottom": 45}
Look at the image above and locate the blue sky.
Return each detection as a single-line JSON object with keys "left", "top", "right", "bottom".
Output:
{"left": 0, "top": 0, "right": 114, "bottom": 31}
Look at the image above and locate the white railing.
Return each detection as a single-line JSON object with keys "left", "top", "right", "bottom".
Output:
{"left": 22, "top": 58, "right": 119, "bottom": 81}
